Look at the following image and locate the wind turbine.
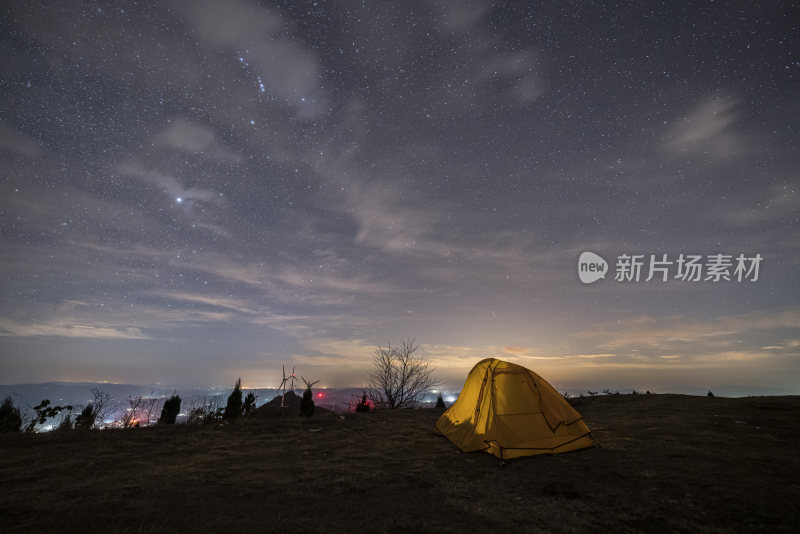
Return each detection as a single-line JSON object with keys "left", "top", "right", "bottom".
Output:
{"left": 301, "top": 376, "right": 320, "bottom": 389}
{"left": 301, "top": 376, "right": 320, "bottom": 416}
{"left": 277, "top": 364, "right": 298, "bottom": 408}
{"left": 277, "top": 364, "right": 289, "bottom": 408}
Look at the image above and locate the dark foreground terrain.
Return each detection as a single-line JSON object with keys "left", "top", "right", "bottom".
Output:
{"left": 1, "top": 394, "right": 799, "bottom": 533}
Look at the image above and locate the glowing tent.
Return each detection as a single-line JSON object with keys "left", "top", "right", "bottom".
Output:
{"left": 436, "top": 358, "right": 593, "bottom": 460}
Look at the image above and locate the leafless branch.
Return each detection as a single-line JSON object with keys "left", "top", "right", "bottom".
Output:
{"left": 366, "top": 339, "right": 440, "bottom": 409}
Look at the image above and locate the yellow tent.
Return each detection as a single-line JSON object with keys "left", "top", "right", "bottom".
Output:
{"left": 436, "top": 358, "right": 593, "bottom": 460}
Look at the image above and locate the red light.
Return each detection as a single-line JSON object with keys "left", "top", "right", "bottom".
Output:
{"left": 317, "top": 392, "right": 324, "bottom": 398}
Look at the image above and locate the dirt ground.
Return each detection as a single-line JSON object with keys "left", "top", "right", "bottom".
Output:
{"left": 1, "top": 394, "right": 799, "bottom": 533}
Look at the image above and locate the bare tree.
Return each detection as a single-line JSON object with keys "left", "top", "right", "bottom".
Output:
{"left": 75, "top": 388, "right": 116, "bottom": 429}
{"left": 90, "top": 388, "right": 116, "bottom": 425}
{"left": 119, "top": 394, "right": 161, "bottom": 428}
{"left": 366, "top": 339, "right": 440, "bottom": 409}
{"left": 187, "top": 394, "right": 224, "bottom": 424}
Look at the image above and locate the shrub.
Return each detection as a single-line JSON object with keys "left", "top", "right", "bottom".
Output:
{"left": 0, "top": 396, "right": 22, "bottom": 432}
{"left": 119, "top": 395, "right": 160, "bottom": 429}
{"left": 159, "top": 394, "right": 181, "bottom": 424}
{"left": 187, "top": 395, "right": 224, "bottom": 424}
{"left": 224, "top": 378, "right": 243, "bottom": 421}
{"left": 355, "top": 393, "right": 371, "bottom": 413}
{"left": 56, "top": 413, "right": 73, "bottom": 432}
{"left": 74, "top": 403, "right": 97, "bottom": 430}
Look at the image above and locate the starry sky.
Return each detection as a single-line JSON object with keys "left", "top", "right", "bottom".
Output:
{"left": 1, "top": 1, "right": 798, "bottom": 393}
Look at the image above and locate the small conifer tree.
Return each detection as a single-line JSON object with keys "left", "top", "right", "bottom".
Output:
{"left": 159, "top": 394, "right": 181, "bottom": 424}
{"left": 224, "top": 378, "right": 243, "bottom": 421}
{"left": 300, "top": 388, "right": 315, "bottom": 417}
{"left": 435, "top": 393, "right": 446, "bottom": 409}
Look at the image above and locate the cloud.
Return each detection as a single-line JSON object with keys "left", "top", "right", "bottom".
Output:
{"left": 714, "top": 182, "right": 799, "bottom": 228}
{"left": 118, "top": 160, "right": 223, "bottom": 204}
{"left": 302, "top": 338, "right": 375, "bottom": 360}
{"left": 184, "top": 252, "right": 399, "bottom": 304}
{"left": 0, "top": 291, "right": 308, "bottom": 343}
{"left": 663, "top": 95, "right": 743, "bottom": 158}
{"left": 154, "top": 119, "right": 240, "bottom": 161}
{"left": 287, "top": 338, "right": 376, "bottom": 371}
{"left": 437, "top": 0, "right": 489, "bottom": 33}
{"left": 0, "top": 124, "right": 43, "bottom": 157}
{"left": 573, "top": 307, "right": 800, "bottom": 352}
{"left": 346, "top": 183, "right": 433, "bottom": 254}
{"left": 156, "top": 291, "right": 310, "bottom": 334}
{"left": 0, "top": 318, "right": 148, "bottom": 340}
{"left": 180, "top": 0, "right": 326, "bottom": 118}
{"left": 473, "top": 48, "right": 544, "bottom": 104}
{"left": 422, "top": 344, "right": 502, "bottom": 371}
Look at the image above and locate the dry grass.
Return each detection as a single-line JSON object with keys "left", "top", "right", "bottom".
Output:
{"left": 1, "top": 394, "right": 799, "bottom": 533}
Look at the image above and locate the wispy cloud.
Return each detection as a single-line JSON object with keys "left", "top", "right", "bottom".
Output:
{"left": 437, "top": 0, "right": 489, "bottom": 33}
{"left": 0, "top": 124, "right": 43, "bottom": 157}
{"left": 715, "top": 182, "right": 799, "bottom": 228}
{"left": 154, "top": 119, "right": 240, "bottom": 162}
{"left": 180, "top": 0, "right": 326, "bottom": 118}
{"left": 572, "top": 307, "right": 800, "bottom": 353}
{"left": 663, "top": 95, "right": 744, "bottom": 158}
{"left": 472, "top": 48, "right": 544, "bottom": 104}
{"left": 0, "top": 318, "right": 148, "bottom": 340}
{"left": 118, "top": 160, "right": 223, "bottom": 204}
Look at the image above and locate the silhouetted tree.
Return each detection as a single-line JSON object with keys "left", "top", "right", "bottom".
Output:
{"left": 74, "top": 403, "right": 96, "bottom": 430}
{"left": 25, "top": 399, "right": 72, "bottom": 432}
{"left": 435, "top": 393, "right": 446, "bottom": 409}
{"left": 88, "top": 388, "right": 115, "bottom": 427}
{"left": 187, "top": 395, "right": 224, "bottom": 424}
{"left": 355, "top": 392, "right": 370, "bottom": 413}
{"left": 708, "top": 390, "right": 715, "bottom": 397}
{"left": 242, "top": 391, "right": 257, "bottom": 417}
{"left": 71, "top": 389, "right": 114, "bottom": 430}
{"left": 120, "top": 394, "right": 160, "bottom": 428}
{"left": 56, "top": 413, "right": 73, "bottom": 432}
{"left": 0, "top": 396, "right": 22, "bottom": 432}
{"left": 300, "top": 377, "right": 319, "bottom": 417}
{"left": 224, "top": 378, "right": 243, "bottom": 421}
{"left": 159, "top": 394, "right": 181, "bottom": 424}
{"left": 300, "top": 388, "right": 315, "bottom": 416}
{"left": 367, "top": 339, "right": 441, "bottom": 409}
